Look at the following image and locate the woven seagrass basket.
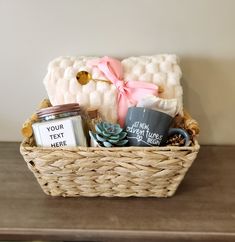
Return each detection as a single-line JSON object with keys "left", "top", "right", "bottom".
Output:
{"left": 20, "top": 101, "right": 200, "bottom": 198}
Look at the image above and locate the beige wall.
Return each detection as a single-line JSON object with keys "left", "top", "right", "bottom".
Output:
{"left": 0, "top": 0, "right": 234, "bottom": 144}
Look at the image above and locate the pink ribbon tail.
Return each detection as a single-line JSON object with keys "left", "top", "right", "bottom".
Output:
{"left": 119, "top": 81, "right": 158, "bottom": 127}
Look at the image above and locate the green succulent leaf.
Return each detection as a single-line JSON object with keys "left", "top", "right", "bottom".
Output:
{"left": 113, "top": 127, "right": 123, "bottom": 135}
{"left": 103, "top": 122, "right": 112, "bottom": 128}
{"left": 118, "top": 132, "right": 127, "bottom": 140}
{"left": 89, "top": 131, "right": 97, "bottom": 141}
{"left": 103, "top": 141, "right": 113, "bottom": 147}
{"left": 102, "top": 131, "right": 112, "bottom": 137}
{"left": 109, "top": 135, "right": 120, "bottom": 140}
{"left": 109, "top": 139, "right": 122, "bottom": 144}
{"left": 95, "top": 123, "right": 104, "bottom": 135}
{"left": 96, "top": 134, "right": 106, "bottom": 142}
{"left": 112, "top": 123, "right": 121, "bottom": 130}
{"left": 116, "top": 139, "right": 128, "bottom": 146}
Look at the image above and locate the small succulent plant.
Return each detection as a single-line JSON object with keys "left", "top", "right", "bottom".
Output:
{"left": 89, "top": 122, "right": 128, "bottom": 147}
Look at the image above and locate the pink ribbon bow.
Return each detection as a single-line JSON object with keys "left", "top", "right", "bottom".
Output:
{"left": 88, "top": 56, "right": 158, "bottom": 127}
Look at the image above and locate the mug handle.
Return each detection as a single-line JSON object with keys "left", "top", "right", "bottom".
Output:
{"left": 168, "top": 128, "right": 191, "bottom": 146}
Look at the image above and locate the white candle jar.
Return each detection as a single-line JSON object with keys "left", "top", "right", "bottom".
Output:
{"left": 32, "top": 103, "right": 87, "bottom": 147}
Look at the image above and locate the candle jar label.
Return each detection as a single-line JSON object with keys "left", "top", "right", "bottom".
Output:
{"left": 34, "top": 119, "right": 77, "bottom": 147}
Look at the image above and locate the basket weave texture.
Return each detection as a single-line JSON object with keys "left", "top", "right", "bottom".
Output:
{"left": 20, "top": 127, "right": 200, "bottom": 197}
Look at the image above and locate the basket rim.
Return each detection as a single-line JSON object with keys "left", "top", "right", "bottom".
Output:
{"left": 20, "top": 138, "right": 200, "bottom": 153}
{"left": 21, "top": 100, "right": 200, "bottom": 154}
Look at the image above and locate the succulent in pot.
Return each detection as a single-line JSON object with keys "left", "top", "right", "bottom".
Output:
{"left": 89, "top": 122, "right": 128, "bottom": 147}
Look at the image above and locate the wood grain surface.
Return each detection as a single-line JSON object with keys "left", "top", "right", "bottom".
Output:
{"left": 0, "top": 142, "right": 234, "bottom": 242}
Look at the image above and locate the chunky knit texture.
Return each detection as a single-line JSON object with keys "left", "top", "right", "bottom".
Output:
{"left": 44, "top": 55, "right": 183, "bottom": 123}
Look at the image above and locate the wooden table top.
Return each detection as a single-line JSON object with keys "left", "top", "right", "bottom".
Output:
{"left": 0, "top": 142, "right": 234, "bottom": 242}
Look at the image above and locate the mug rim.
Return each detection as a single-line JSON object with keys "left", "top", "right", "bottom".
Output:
{"left": 127, "top": 106, "right": 173, "bottom": 119}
